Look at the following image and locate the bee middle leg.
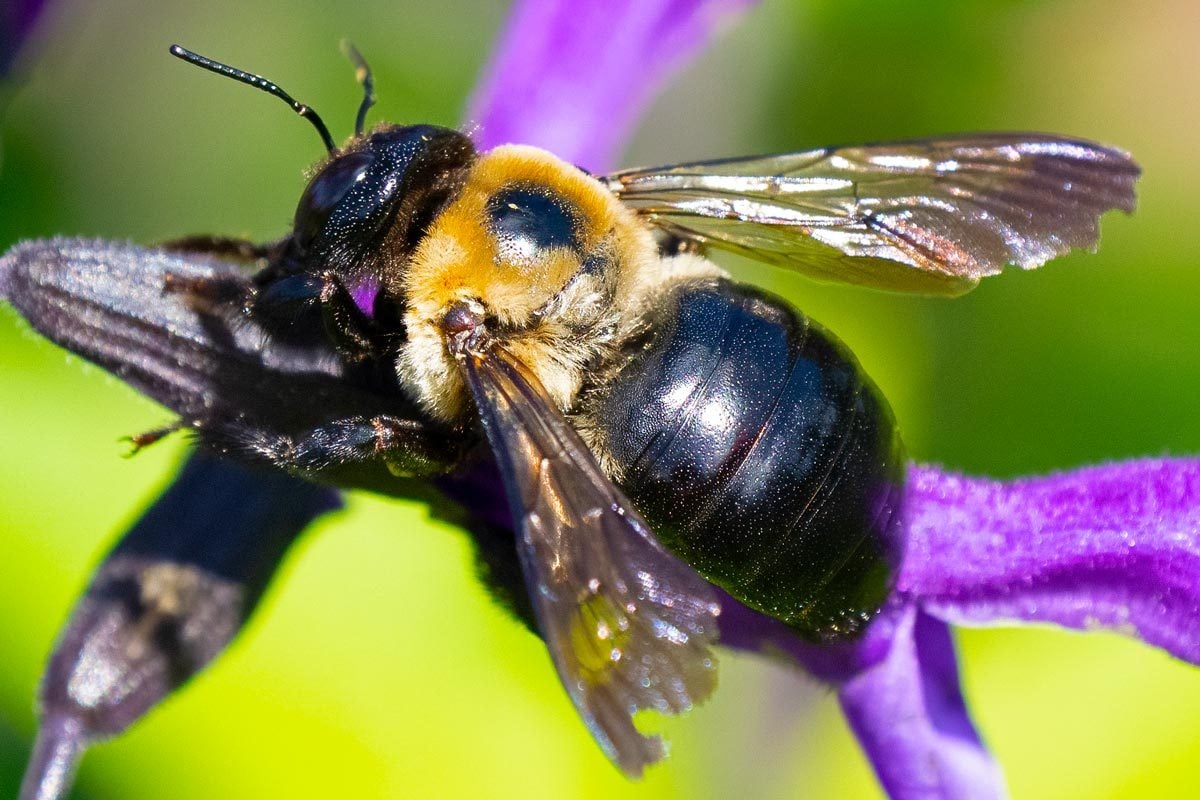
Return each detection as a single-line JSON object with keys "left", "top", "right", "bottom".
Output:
{"left": 315, "top": 270, "right": 383, "bottom": 362}
{"left": 245, "top": 269, "right": 385, "bottom": 363}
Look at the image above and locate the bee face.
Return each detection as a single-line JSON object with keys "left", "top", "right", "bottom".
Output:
{"left": 290, "top": 124, "right": 475, "bottom": 286}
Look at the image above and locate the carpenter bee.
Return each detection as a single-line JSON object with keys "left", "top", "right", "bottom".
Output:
{"left": 4, "top": 45, "right": 1139, "bottom": 777}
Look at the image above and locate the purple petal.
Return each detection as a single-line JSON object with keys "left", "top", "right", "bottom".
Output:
{"left": 467, "top": 0, "right": 757, "bottom": 169}
{"left": 349, "top": 274, "right": 380, "bottom": 319}
{"left": 0, "top": 0, "right": 46, "bottom": 75}
{"left": 21, "top": 451, "right": 341, "bottom": 800}
{"left": 839, "top": 605, "right": 1007, "bottom": 800}
{"left": 900, "top": 458, "right": 1200, "bottom": 663}
{"left": 719, "top": 595, "right": 1004, "bottom": 799}
{"left": 713, "top": 589, "right": 890, "bottom": 683}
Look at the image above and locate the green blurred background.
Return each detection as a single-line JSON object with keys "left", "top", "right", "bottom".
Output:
{"left": 1, "top": 1, "right": 1198, "bottom": 797}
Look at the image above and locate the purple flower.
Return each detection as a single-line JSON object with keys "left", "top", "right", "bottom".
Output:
{"left": 468, "top": 0, "right": 757, "bottom": 171}
{"left": 3, "top": 2, "right": 1197, "bottom": 799}
{"left": 716, "top": 459, "right": 1200, "bottom": 798}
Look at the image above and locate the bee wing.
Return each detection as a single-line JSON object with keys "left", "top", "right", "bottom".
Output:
{"left": 459, "top": 344, "right": 720, "bottom": 777}
{"left": 605, "top": 133, "right": 1140, "bottom": 296}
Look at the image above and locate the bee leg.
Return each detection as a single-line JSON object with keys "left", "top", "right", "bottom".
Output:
{"left": 162, "top": 270, "right": 253, "bottom": 317}
{"left": 205, "top": 414, "right": 467, "bottom": 481}
{"left": 158, "top": 235, "right": 279, "bottom": 264}
{"left": 158, "top": 236, "right": 306, "bottom": 324}
{"left": 652, "top": 229, "right": 706, "bottom": 257}
{"left": 244, "top": 272, "right": 325, "bottom": 344}
{"left": 123, "top": 422, "right": 187, "bottom": 456}
{"left": 160, "top": 245, "right": 384, "bottom": 361}
{"left": 316, "top": 270, "right": 384, "bottom": 363}
{"left": 245, "top": 269, "right": 383, "bottom": 362}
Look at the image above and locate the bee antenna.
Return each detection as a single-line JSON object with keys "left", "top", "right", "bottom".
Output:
{"left": 169, "top": 44, "right": 337, "bottom": 154}
{"left": 340, "top": 40, "right": 376, "bottom": 137}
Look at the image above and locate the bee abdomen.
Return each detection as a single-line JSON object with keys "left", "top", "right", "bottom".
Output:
{"left": 596, "top": 279, "right": 905, "bottom": 641}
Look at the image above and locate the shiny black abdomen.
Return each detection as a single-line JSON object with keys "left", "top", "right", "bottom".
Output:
{"left": 597, "top": 279, "right": 905, "bottom": 640}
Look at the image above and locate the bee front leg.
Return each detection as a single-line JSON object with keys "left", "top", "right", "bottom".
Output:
{"left": 247, "top": 269, "right": 383, "bottom": 363}
{"left": 156, "top": 237, "right": 281, "bottom": 322}
{"left": 159, "top": 235, "right": 278, "bottom": 264}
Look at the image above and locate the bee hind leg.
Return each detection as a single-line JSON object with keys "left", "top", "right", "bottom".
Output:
{"left": 202, "top": 413, "right": 468, "bottom": 483}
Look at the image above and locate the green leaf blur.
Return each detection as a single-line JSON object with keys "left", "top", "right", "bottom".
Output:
{"left": 1, "top": 1, "right": 1197, "bottom": 798}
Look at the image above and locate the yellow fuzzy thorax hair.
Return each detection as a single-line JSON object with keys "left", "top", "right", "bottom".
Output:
{"left": 398, "top": 144, "right": 661, "bottom": 422}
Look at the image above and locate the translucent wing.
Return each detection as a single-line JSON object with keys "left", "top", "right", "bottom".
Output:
{"left": 459, "top": 344, "right": 720, "bottom": 776}
{"left": 605, "top": 133, "right": 1140, "bottom": 296}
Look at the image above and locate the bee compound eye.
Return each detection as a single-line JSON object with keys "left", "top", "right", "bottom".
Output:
{"left": 293, "top": 150, "right": 376, "bottom": 252}
{"left": 485, "top": 185, "right": 581, "bottom": 266}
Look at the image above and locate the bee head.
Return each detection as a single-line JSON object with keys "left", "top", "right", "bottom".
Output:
{"left": 291, "top": 124, "right": 476, "bottom": 284}
{"left": 168, "top": 45, "right": 477, "bottom": 323}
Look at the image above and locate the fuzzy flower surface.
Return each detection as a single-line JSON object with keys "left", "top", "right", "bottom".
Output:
{"left": 3, "top": 1, "right": 1199, "bottom": 799}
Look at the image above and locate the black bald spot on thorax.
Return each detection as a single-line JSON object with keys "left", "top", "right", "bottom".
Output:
{"left": 485, "top": 185, "right": 581, "bottom": 265}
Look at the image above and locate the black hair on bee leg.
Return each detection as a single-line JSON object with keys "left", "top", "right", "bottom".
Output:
{"left": 158, "top": 235, "right": 276, "bottom": 264}
{"left": 161, "top": 269, "right": 254, "bottom": 318}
